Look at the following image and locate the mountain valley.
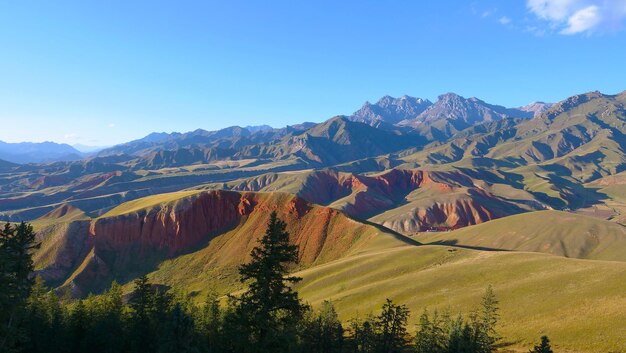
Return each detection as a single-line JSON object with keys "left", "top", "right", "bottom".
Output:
{"left": 3, "top": 90, "right": 626, "bottom": 352}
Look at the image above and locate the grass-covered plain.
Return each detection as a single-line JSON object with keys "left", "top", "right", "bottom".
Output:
{"left": 417, "top": 210, "right": 626, "bottom": 262}
{"left": 294, "top": 244, "right": 626, "bottom": 353}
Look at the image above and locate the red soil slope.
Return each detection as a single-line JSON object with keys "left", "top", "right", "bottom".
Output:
{"left": 34, "top": 190, "right": 404, "bottom": 296}
{"left": 206, "top": 169, "right": 541, "bottom": 234}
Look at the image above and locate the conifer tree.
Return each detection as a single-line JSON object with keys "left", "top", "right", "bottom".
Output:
{"left": 0, "top": 222, "right": 39, "bottom": 352}
{"left": 478, "top": 285, "right": 500, "bottom": 353}
{"left": 69, "top": 300, "right": 88, "bottom": 353}
{"left": 374, "top": 299, "right": 411, "bottom": 353}
{"left": 301, "top": 300, "right": 344, "bottom": 353}
{"left": 197, "top": 290, "right": 222, "bottom": 352}
{"left": 347, "top": 317, "right": 376, "bottom": 353}
{"left": 415, "top": 309, "right": 447, "bottom": 353}
{"left": 236, "top": 211, "right": 305, "bottom": 353}
{"left": 129, "top": 275, "right": 156, "bottom": 353}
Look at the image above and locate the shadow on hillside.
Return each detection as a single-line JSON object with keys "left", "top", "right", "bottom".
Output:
{"left": 357, "top": 218, "right": 422, "bottom": 247}
{"left": 427, "top": 239, "right": 512, "bottom": 252}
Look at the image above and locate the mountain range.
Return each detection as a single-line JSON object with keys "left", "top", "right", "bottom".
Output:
{"left": 3, "top": 90, "right": 626, "bottom": 352}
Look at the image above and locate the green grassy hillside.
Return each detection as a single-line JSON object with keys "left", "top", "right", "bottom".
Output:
{"left": 295, "top": 245, "right": 626, "bottom": 353}
{"left": 417, "top": 210, "right": 626, "bottom": 261}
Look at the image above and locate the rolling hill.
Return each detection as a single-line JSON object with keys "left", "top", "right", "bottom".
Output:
{"left": 32, "top": 190, "right": 409, "bottom": 296}
{"left": 417, "top": 210, "right": 626, "bottom": 262}
{"left": 295, "top": 244, "right": 626, "bottom": 353}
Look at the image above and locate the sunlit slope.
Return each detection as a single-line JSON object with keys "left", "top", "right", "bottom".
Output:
{"left": 145, "top": 210, "right": 411, "bottom": 295}
{"left": 417, "top": 210, "right": 626, "bottom": 261}
{"left": 295, "top": 245, "right": 626, "bottom": 353}
{"left": 197, "top": 168, "right": 547, "bottom": 234}
{"left": 31, "top": 189, "right": 411, "bottom": 295}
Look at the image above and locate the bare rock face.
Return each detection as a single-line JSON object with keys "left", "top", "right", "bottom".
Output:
{"left": 519, "top": 102, "right": 554, "bottom": 117}
{"left": 380, "top": 198, "right": 502, "bottom": 234}
{"left": 207, "top": 169, "right": 530, "bottom": 234}
{"left": 349, "top": 95, "right": 433, "bottom": 126}
{"left": 36, "top": 190, "right": 390, "bottom": 296}
{"left": 89, "top": 190, "right": 246, "bottom": 262}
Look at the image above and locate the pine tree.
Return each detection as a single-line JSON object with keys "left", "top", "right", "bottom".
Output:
{"left": 477, "top": 285, "right": 500, "bottom": 353}
{"left": 530, "top": 336, "right": 553, "bottom": 353}
{"left": 374, "top": 299, "right": 411, "bottom": 353}
{"left": 21, "top": 276, "right": 50, "bottom": 353}
{"left": 44, "top": 290, "right": 68, "bottom": 353}
{"left": 129, "top": 275, "right": 156, "bottom": 353}
{"left": 93, "top": 282, "right": 126, "bottom": 353}
{"left": 301, "top": 300, "right": 344, "bottom": 353}
{"left": 160, "top": 302, "right": 196, "bottom": 353}
{"left": 197, "top": 291, "right": 222, "bottom": 352}
{"left": 415, "top": 309, "right": 433, "bottom": 353}
{"left": 0, "top": 222, "right": 39, "bottom": 352}
{"left": 236, "top": 211, "right": 305, "bottom": 353}
{"left": 69, "top": 300, "right": 88, "bottom": 353}
{"left": 347, "top": 317, "right": 376, "bottom": 353}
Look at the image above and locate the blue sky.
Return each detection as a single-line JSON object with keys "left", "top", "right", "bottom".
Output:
{"left": 1, "top": 0, "right": 625, "bottom": 146}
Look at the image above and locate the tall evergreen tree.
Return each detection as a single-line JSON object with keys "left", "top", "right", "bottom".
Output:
{"left": 374, "top": 299, "right": 411, "bottom": 353}
{"left": 415, "top": 309, "right": 447, "bottom": 353}
{"left": 197, "top": 291, "right": 222, "bottom": 352}
{"left": 301, "top": 300, "right": 344, "bottom": 353}
{"left": 129, "top": 275, "right": 156, "bottom": 353}
{"left": 0, "top": 222, "right": 39, "bottom": 352}
{"left": 478, "top": 285, "right": 500, "bottom": 353}
{"left": 69, "top": 299, "right": 88, "bottom": 353}
{"left": 236, "top": 211, "right": 305, "bottom": 353}
{"left": 346, "top": 317, "right": 376, "bottom": 353}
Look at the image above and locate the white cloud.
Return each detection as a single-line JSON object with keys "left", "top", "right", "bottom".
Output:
{"left": 499, "top": 16, "right": 512, "bottom": 25}
{"left": 108, "top": 123, "right": 116, "bottom": 128}
{"left": 560, "top": 5, "right": 601, "bottom": 33}
{"left": 527, "top": 0, "right": 581, "bottom": 21}
{"left": 527, "top": 0, "right": 626, "bottom": 34}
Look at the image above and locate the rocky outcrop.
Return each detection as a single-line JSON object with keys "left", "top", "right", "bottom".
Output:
{"left": 380, "top": 199, "right": 503, "bottom": 234}
{"left": 35, "top": 190, "right": 399, "bottom": 296}
{"left": 89, "top": 190, "right": 247, "bottom": 264}
{"left": 349, "top": 95, "right": 433, "bottom": 125}
{"left": 206, "top": 168, "right": 541, "bottom": 235}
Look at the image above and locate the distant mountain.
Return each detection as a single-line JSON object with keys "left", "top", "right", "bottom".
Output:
{"left": 234, "top": 116, "right": 423, "bottom": 166}
{"left": 399, "top": 90, "right": 626, "bottom": 199}
{"left": 0, "top": 141, "right": 84, "bottom": 164}
{"left": 416, "top": 93, "right": 532, "bottom": 123}
{"left": 0, "top": 158, "right": 18, "bottom": 170}
{"left": 72, "top": 144, "right": 109, "bottom": 154}
{"left": 519, "top": 102, "right": 554, "bottom": 117}
{"left": 349, "top": 95, "right": 433, "bottom": 126}
{"left": 397, "top": 93, "right": 534, "bottom": 139}
{"left": 346, "top": 93, "right": 541, "bottom": 141}
{"left": 1, "top": 89, "right": 622, "bottom": 222}
{"left": 244, "top": 124, "right": 274, "bottom": 133}
{"left": 97, "top": 124, "right": 312, "bottom": 157}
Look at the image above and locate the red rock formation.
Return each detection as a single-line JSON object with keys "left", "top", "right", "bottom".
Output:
{"left": 211, "top": 169, "right": 532, "bottom": 235}
{"left": 43, "top": 190, "right": 390, "bottom": 296}
{"left": 89, "top": 190, "right": 245, "bottom": 263}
